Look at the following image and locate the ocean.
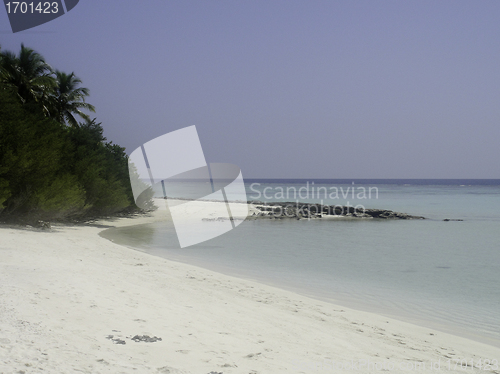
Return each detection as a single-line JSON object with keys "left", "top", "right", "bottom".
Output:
{"left": 100, "top": 179, "right": 500, "bottom": 346}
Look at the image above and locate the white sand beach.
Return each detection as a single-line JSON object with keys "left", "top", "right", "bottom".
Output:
{"left": 1, "top": 203, "right": 499, "bottom": 374}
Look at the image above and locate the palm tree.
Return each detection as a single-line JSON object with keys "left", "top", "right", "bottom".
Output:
{"left": 0, "top": 43, "right": 56, "bottom": 113}
{"left": 0, "top": 45, "right": 7, "bottom": 84}
{"left": 53, "top": 70, "right": 96, "bottom": 127}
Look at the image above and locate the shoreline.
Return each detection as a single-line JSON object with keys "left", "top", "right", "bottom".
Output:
{"left": 102, "top": 220, "right": 500, "bottom": 350}
{"left": 1, "top": 205, "right": 499, "bottom": 373}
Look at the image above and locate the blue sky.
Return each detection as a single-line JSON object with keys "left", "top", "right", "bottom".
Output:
{"left": 1, "top": 1, "right": 500, "bottom": 178}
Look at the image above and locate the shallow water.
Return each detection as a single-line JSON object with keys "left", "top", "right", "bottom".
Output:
{"left": 101, "top": 180, "right": 500, "bottom": 346}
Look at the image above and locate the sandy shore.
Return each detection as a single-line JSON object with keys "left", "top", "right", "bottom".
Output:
{"left": 1, "top": 204, "right": 499, "bottom": 373}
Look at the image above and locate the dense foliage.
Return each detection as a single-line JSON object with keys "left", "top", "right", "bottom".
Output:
{"left": 0, "top": 44, "right": 153, "bottom": 222}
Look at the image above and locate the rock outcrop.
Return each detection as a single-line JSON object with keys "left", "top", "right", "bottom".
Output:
{"left": 248, "top": 201, "right": 425, "bottom": 220}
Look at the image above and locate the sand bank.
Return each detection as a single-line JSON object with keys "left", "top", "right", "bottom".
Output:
{"left": 1, "top": 204, "right": 499, "bottom": 373}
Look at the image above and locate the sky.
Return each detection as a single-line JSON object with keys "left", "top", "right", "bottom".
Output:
{"left": 1, "top": 1, "right": 500, "bottom": 179}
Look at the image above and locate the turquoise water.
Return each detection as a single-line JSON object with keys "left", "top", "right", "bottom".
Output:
{"left": 101, "top": 180, "right": 500, "bottom": 346}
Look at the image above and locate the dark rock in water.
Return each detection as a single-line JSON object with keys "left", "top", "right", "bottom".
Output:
{"left": 248, "top": 200, "right": 264, "bottom": 204}
{"left": 353, "top": 212, "right": 372, "bottom": 218}
{"left": 251, "top": 202, "right": 425, "bottom": 220}
{"left": 131, "top": 335, "right": 162, "bottom": 343}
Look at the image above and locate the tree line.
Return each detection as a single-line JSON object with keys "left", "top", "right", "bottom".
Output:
{"left": 0, "top": 44, "right": 153, "bottom": 223}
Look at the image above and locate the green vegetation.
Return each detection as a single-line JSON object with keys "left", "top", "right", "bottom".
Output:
{"left": 0, "top": 44, "right": 154, "bottom": 223}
